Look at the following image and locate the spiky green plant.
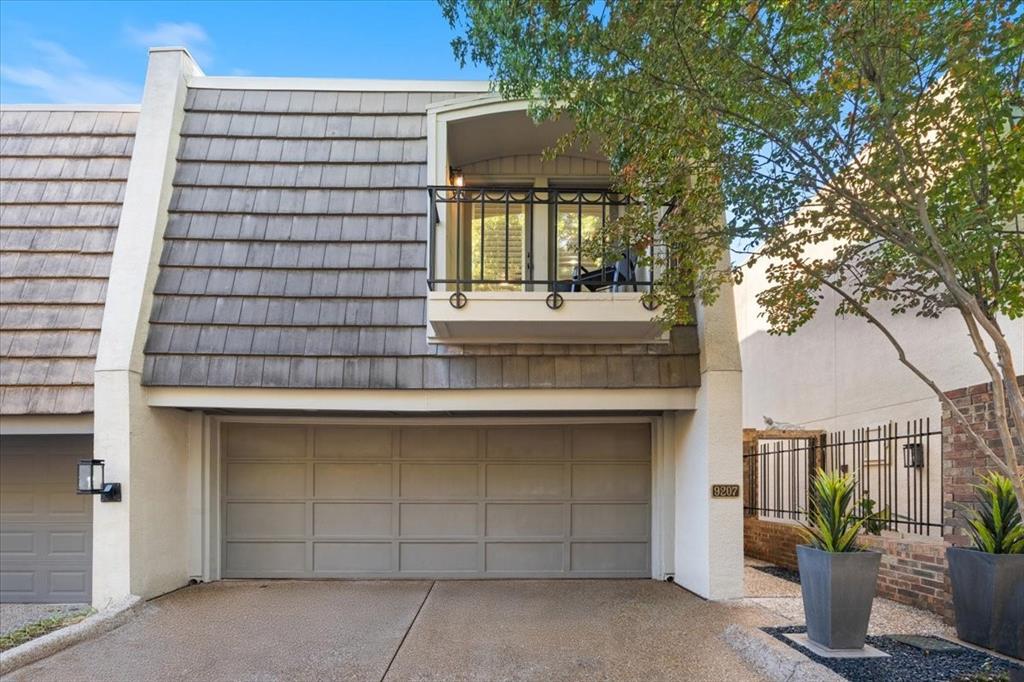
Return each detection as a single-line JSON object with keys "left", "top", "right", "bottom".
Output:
{"left": 800, "top": 469, "right": 866, "bottom": 553}
{"left": 963, "top": 473, "right": 1024, "bottom": 555}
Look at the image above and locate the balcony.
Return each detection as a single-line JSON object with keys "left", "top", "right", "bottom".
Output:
{"left": 426, "top": 186, "right": 667, "bottom": 344}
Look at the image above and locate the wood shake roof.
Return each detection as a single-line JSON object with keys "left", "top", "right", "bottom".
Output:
{"left": 0, "top": 108, "right": 137, "bottom": 415}
{"left": 141, "top": 87, "right": 701, "bottom": 390}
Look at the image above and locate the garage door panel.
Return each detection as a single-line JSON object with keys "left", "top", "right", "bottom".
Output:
{"left": 227, "top": 462, "right": 306, "bottom": 499}
{"left": 227, "top": 502, "right": 305, "bottom": 539}
{"left": 47, "top": 492, "right": 91, "bottom": 520}
{"left": 315, "top": 427, "right": 391, "bottom": 459}
{"left": 0, "top": 566, "right": 90, "bottom": 604}
{"left": 314, "top": 542, "right": 391, "bottom": 573}
{"left": 399, "top": 503, "right": 477, "bottom": 537}
{"left": 571, "top": 424, "right": 650, "bottom": 460}
{"left": 1, "top": 436, "right": 93, "bottom": 603}
{"left": 225, "top": 542, "right": 305, "bottom": 573}
{"left": 486, "top": 542, "right": 563, "bottom": 573}
{"left": 314, "top": 503, "right": 392, "bottom": 537}
{"left": 399, "top": 542, "right": 476, "bottom": 573}
{"left": 485, "top": 503, "right": 563, "bottom": 538}
{"left": 225, "top": 424, "right": 306, "bottom": 459}
{"left": 572, "top": 463, "right": 650, "bottom": 500}
{"left": 486, "top": 464, "right": 565, "bottom": 499}
{"left": 400, "top": 428, "right": 478, "bottom": 459}
{"left": 0, "top": 570, "right": 34, "bottom": 595}
{"left": 571, "top": 504, "right": 649, "bottom": 538}
{"left": 485, "top": 427, "right": 564, "bottom": 460}
{"left": 49, "top": 570, "right": 89, "bottom": 597}
{"left": 400, "top": 464, "right": 477, "bottom": 498}
{"left": 571, "top": 542, "right": 648, "bottom": 573}
{"left": 315, "top": 463, "right": 391, "bottom": 498}
{"left": 2, "top": 527, "right": 90, "bottom": 559}
{"left": 0, "top": 530, "right": 35, "bottom": 555}
{"left": 221, "top": 423, "right": 651, "bottom": 579}
{"left": 49, "top": 530, "right": 89, "bottom": 557}
{"left": 0, "top": 491, "right": 37, "bottom": 517}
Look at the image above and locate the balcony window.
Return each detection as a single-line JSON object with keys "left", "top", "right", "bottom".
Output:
{"left": 466, "top": 197, "right": 528, "bottom": 292}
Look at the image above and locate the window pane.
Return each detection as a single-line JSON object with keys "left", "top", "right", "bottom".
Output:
{"left": 469, "top": 202, "right": 527, "bottom": 291}
{"left": 555, "top": 203, "right": 605, "bottom": 281}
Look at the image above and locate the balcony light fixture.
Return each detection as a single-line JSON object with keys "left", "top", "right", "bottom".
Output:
{"left": 450, "top": 167, "right": 464, "bottom": 187}
{"left": 77, "top": 459, "right": 121, "bottom": 502}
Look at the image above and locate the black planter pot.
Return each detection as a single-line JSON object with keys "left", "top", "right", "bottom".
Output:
{"left": 797, "top": 545, "right": 881, "bottom": 650}
{"left": 946, "top": 547, "right": 1024, "bottom": 660}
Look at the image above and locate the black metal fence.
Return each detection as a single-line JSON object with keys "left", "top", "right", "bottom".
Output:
{"left": 743, "top": 419, "right": 942, "bottom": 537}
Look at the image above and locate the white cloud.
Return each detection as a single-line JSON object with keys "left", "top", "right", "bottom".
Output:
{"left": 125, "top": 22, "right": 211, "bottom": 65}
{"left": 0, "top": 42, "right": 139, "bottom": 103}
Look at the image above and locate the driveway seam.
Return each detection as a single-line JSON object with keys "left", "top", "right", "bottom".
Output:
{"left": 380, "top": 580, "right": 435, "bottom": 682}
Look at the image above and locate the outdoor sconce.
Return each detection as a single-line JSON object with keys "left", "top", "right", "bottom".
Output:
{"left": 902, "top": 443, "right": 924, "bottom": 468}
{"left": 450, "top": 167, "right": 464, "bottom": 187}
{"left": 77, "top": 459, "right": 121, "bottom": 502}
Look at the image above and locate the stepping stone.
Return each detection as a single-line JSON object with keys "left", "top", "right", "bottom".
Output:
{"left": 888, "top": 635, "right": 966, "bottom": 654}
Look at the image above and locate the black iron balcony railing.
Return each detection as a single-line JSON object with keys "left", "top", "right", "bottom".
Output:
{"left": 426, "top": 186, "right": 659, "bottom": 297}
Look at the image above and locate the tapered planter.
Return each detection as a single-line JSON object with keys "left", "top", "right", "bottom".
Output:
{"left": 797, "top": 545, "right": 881, "bottom": 650}
{"left": 946, "top": 547, "right": 1024, "bottom": 659}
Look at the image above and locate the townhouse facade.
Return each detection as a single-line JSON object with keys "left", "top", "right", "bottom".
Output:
{"left": 1, "top": 48, "right": 743, "bottom": 607}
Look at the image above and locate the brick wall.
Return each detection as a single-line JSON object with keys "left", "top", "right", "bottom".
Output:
{"left": 743, "top": 517, "right": 803, "bottom": 570}
{"left": 742, "top": 378, "right": 1021, "bottom": 622}
{"left": 859, "top": 533, "right": 952, "bottom": 621}
{"left": 743, "top": 515, "right": 954, "bottom": 620}
{"left": 941, "top": 376, "right": 1023, "bottom": 546}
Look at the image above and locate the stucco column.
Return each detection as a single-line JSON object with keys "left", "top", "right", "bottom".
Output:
{"left": 670, "top": 254, "right": 744, "bottom": 600}
{"left": 91, "top": 48, "right": 202, "bottom": 607}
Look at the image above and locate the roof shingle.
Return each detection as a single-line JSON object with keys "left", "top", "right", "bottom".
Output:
{"left": 0, "top": 107, "right": 137, "bottom": 414}
{"left": 142, "top": 88, "right": 700, "bottom": 390}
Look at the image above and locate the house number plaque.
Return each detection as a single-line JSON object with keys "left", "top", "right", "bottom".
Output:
{"left": 711, "top": 484, "right": 740, "bottom": 498}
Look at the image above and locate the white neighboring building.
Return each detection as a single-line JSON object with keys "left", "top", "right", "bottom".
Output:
{"left": 736, "top": 245, "right": 1024, "bottom": 433}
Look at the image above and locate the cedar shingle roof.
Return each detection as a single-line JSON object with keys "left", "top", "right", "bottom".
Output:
{"left": 0, "top": 108, "right": 137, "bottom": 415}
{"left": 142, "top": 87, "right": 700, "bottom": 389}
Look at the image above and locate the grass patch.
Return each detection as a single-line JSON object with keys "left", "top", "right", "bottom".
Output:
{"left": 0, "top": 609, "right": 94, "bottom": 652}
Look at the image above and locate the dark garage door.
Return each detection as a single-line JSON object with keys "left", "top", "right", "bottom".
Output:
{"left": 1, "top": 435, "right": 92, "bottom": 603}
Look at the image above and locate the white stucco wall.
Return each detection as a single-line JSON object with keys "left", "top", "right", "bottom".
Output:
{"left": 736, "top": 251, "right": 1024, "bottom": 434}
{"left": 671, "top": 254, "right": 745, "bottom": 600}
{"left": 91, "top": 48, "right": 202, "bottom": 607}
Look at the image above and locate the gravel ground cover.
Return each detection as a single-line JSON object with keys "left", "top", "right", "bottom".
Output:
{"left": 752, "top": 564, "right": 801, "bottom": 584}
{"left": 764, "top": 626, "right": 1023, "bottom": 682}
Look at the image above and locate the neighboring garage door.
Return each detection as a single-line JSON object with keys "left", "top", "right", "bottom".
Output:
{"left": 222, "top": 423, "right": 651, "bottom": 578}
{"left": 0, "top": 435, "right": 92, "bottom": 603}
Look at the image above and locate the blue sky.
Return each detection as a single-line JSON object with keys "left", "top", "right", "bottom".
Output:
{"left": 0, "top": 1, "right": 490, "bottom": 103}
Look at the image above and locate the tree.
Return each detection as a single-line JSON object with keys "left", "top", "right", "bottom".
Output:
{"left": 441, "top": 0, "right": 1024, "bottom": 512}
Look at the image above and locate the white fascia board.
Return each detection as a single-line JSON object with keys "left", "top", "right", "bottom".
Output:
{"left": 146, "top": 387, "right": 696, "bottom": 412}
{"left": 0, "top": 414, "right": 93, "bottom": 435}
{"left": 187, "top": 76, "right": 492, "bottom": 93}
{"left": 0, "top": 104, "right": 140, "bottom": 112}
{"left": 424, "top": 92, "right": 507, "bottom": 113}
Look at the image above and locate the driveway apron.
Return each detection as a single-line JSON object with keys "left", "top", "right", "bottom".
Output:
{"left": 10, "top": 579, "right": 766, "bottom": 681}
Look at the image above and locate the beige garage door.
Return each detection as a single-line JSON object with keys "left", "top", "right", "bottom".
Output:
{"left": 222, "top": 423, "right": 651, "bottom": 578}
{"left": 1, "top": 436, "right": 92, "bottom": 603}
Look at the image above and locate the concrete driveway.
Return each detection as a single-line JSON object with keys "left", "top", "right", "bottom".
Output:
{"left": 11, "top": 580, "right": 768, "bottom": 681}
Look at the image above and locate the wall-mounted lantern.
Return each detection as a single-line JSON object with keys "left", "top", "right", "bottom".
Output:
{"left": 77, "top": 459, "right": 121, "bottom": 502}
{"left": 902, "top": 443, "right": 924, "bottom": 468}
{"left": 449, "top": 167, "right": 464, "bottom": 187}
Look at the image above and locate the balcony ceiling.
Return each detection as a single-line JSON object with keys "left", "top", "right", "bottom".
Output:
{"left": 448, "top": 110, "right": 605, "bottom": 167}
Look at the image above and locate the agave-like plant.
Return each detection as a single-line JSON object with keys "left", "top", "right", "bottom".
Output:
{"left": 963, "top": 472, "right": 1024, "bottom": 554}
{"left": 800, "top": 469, "right": 866, "bottom": 553}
